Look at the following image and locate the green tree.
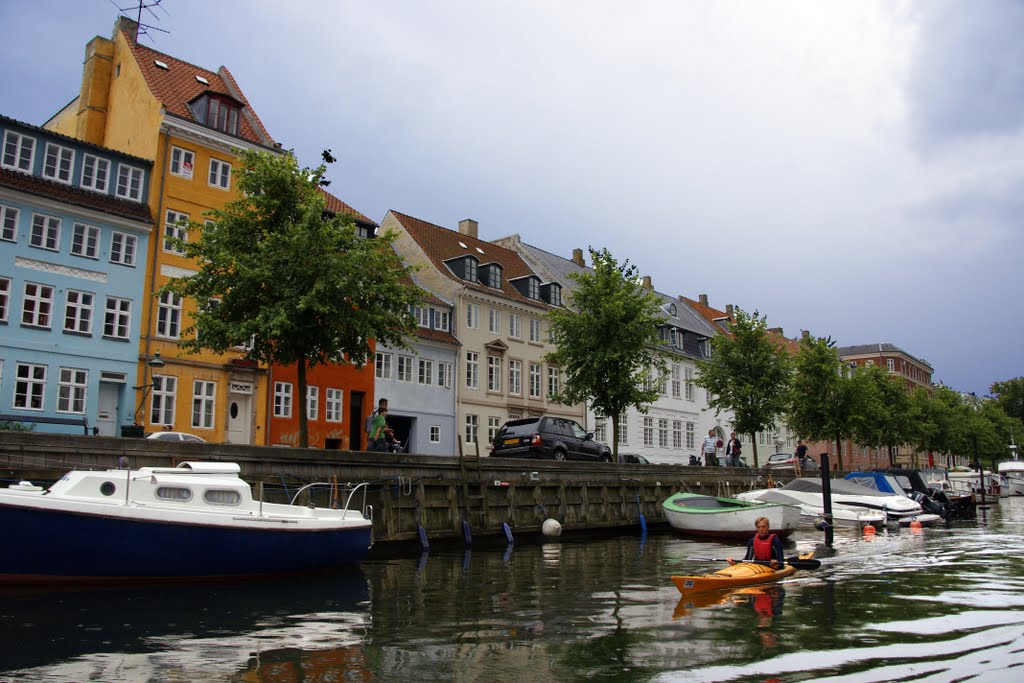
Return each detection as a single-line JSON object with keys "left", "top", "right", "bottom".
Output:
{"left": 693, "top": 308, "right": 792, "bottom": 466}
{"left": 990, "top": 377, "right": 1024, "bottom": 428}
{"left": 545, "top": 248, "right": 667, "bottom": 460}
{"left": 159, "top": 149, "right": 421, "bottom": 448}
{"left": 854, "top": 366, "right": 915, "bottom": 468}
{"left": 788, "top": 335, "right": 873, "bottom": 471}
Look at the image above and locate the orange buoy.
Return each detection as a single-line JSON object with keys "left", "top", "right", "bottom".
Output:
{"left": 863, "top": 524, "right": 876, "bottom": 535}
{"left": 910, "top": 520, "right": 923, "bottom": 529}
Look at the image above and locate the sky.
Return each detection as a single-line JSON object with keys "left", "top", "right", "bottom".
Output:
{"left": 1, "top": 0, "right": 1021, "bottom": 397}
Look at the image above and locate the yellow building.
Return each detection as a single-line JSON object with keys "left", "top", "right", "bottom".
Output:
{"left": 46, "top": 16, "right": 281, "bottom": 444}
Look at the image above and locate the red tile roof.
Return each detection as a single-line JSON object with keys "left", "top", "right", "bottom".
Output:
{"left": 118, "top": 18, "right": 275, "bottom": 147}
{"left": 317, "top": 187, "right": 375, "bottom": 226}
{"left": 390, "top": 211, "right": 549, "bottom": 309}
{"left": 682, "top": 296, "right": 733, "bottom": 336}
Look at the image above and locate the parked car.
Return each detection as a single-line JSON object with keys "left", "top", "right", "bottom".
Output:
{"left": 621, "top": 453, "right": 650, "bottom": 464}
{"left": 765, "top": 452, "right": 818, "bottom": 470}
{"left": 490, "top": 417, "right": 613, "bottom": 462}
{"left": 717, "top": 455, "right": 749, "bottom": 467}
{"left": 147, "top": 431, "right": 207, "bottom": 443}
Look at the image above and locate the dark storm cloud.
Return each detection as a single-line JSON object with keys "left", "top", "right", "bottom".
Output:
{"left": 907, "top": 0, "right": 1024, "bottom": 148}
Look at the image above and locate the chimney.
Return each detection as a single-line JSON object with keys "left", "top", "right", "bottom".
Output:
{"left": 571, "top": 248, "right": 585, "bottom": 267}
{"left": 642, "top": 275, "right": 652, "bottom": 290}
{"left": 801, "top": 330, "right": 810, "bottom": 339}
{"left": 699, "top": 294, "right": 709, "bottom": 307}
{"left": 458, "top": 218, "right": 478, "bottom": 239}
{"left": 725, "top": 304, "right": 734, "bottom": 318}
{"left": 769, "top": 327, "right": 784, "bottom": 335}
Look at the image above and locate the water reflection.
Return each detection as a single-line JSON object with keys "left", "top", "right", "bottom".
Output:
{"left": 2, "top": 499, "right": 1023, "bottom": 682}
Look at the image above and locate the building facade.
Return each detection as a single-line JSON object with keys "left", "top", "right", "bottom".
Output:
{"left": 0, "top": 115, "right": 153, "bottom": 435}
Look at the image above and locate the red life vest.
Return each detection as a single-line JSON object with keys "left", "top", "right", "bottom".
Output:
{"left": 751, "top": 533, "right": 777, "bottom": 561}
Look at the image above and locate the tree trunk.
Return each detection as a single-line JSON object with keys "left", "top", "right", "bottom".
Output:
{"left": 834, "top": 434, "right": 844, "bottom": 471}
{"left": 888, "top": 445, "right": 895, "bottom": 469}
{"left": 749, "top": 433, "right": 759, "bottom": 467}
{"left": 297, "top": 358, "right": 309, "bottom": 448}
{"left": 612, "top": 413, "right": 620, "bottom": 461}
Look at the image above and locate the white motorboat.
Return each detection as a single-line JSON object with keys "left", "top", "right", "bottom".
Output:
{"left": 736, "top": 487, "right": 886, "bottom": 529}
{"left": 738, "top": 478, "right": 942, "bottom": 528}
{"left": 0, "top": 461, "right": 374, "bottom": 583}
{"left": 997, "top": 460, "right": 1024, "bottom": 496}
{"left": 947, "top": 466, "right": 1001, "bottom": 499}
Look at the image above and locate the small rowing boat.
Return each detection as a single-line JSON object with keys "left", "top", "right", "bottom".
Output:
{"left": 661, "top": 491, "right": 800, "bottom": 539}
{"left": 671, "top": 553, "right": 816, "bottom": 595}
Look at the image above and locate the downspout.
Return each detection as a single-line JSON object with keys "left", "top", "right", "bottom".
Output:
{"left": 137, "top": 129, "right": 170, "bottom": 425}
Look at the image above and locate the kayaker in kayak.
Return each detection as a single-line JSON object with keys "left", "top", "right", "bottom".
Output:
{"left": 727, "top": 516, "right": 785, "bottom": 569}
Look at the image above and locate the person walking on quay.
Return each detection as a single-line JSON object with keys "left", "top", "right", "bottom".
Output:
{"left": 795, "top": 439, "right": 808, "bottom": 476}
{"left": 368, "top": 405, "right": 391, "bottom": 453}
{"left": 365, "top": 398, "right": 388, "bottom": 451}
{"left": 702, "top": 429, "right": 718, "bottom": 466}
{"left": 726, "top": 432, "right": 742, "bottom": 467}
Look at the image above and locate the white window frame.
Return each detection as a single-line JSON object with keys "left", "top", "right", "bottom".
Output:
{"left": 192, "top": 380, "right": 216, "bottom": 430}
{"left": 71, "top": 223, "right": 101, "bottom": 259}
{"left": 81, "top": 154, "right": 110, "bottom": 192}
{"left": 164, "top": 210, "right": 189, "bottom": 254}
{"left": 150, "top": 375, "right": 176, "bottom": 425}
{"left": 437, "top": 361, "right": 453, "bottom": 389}
{"left": 30, "top": 213, "right": 61, "bottom": 251}
{"left": 488, "top": 416, "right": 501, "bottom": 444}
{"left": 109, "top": 231, "right": 137, "bottom": 266}
{"left": 488, "top": 308, "right": 501, "bottom": 334}
{"left": 672, "top": 420, "right": 683, "bottom": 449}
{"left": 22, "top": 282, "right": 54, "bottom": 328}
{"left": 464, "top": 414, "right": 478, "bottom": 445}
{"left": 487, "top": 355, "right": 502, "bottom": 392}
{"left": 508, "top": 359, "right": 521, "bottom": 396}
{"left": 413, "top": 305, "right": 430, "bottom": 328}
{"left": 684, "top": 367, "right": 695, "bottom": 401}
{"left": 306, "top": 385, "right": 319, "bottom": 421}
{"left": 686, "top": 422, "right": 695, "bottom": 450}
{"left": 156, "top": 292, "right": 182, "bottom": 339}
{"left": 529, "top": 362, "right": 541, "bottom": 398}
{"left": 466, "top": 303, "right": 479, "bottom": 329}
{"left": 43, "top": 142, "right": 74, "bottom": 184}
{"left": 63, "top": 289, "right": 94, "bottom": 335}
{"left": 325, "top": 388, "right": 343, "bottom": 422}
{"left": 0, "top": 276, "right": 10, "bottom": 322}
{"left": 509, "top": 313, "right": 521, "bottom": 339}
{"left": 397, "top": 355, "right": 414, "bottom": 382}
{"left": 434, "top": 309, "right": 450, "bottom": 332}
{"left": 466, "top": 351, "right": 479, "bottom": 390}
{"left": 418, "top": 358, "right": 433, "bottom": 385}
{"left": 57, "top": 367, "right": 88, "bottom": 414}
{"left": 169, "top": 146, "right": 195, "bottom": 178}
{"left": 547, "top": 366, "right": 560, "bottom": 397}
{"left": 529, "top": 318, "right": 541, "bottom": 343}
{"left": 375, "top": 352, "right": 392, "bottom": 379}
{"left": 116, "top": 164, "right": 144, "bottom": 201}
{"left": 429, "top": 425, "right": 441, "bottom": 443}
{"left": 1, "top": 203, "right": 19, "bottom": 242}
{"left": 643, "top": 416, "right": 654, "bottom": 447}
{"left": 14, "top": 362, "right": 46, "bottom": 410}
{"left": 274, "top": 381, "right": 293, "bottom": 418}
{"left": 2, "top": 131, "right": 35, "bottom": 173}
{"left": 671, "top": 364, "right": 681, "bottom": 399}
{"left": 208, "top": 158, "right": 231, "bottom": 190}
{"left": 104, "top": 296, "right": 132, "bottom": 340}
{"left": 658, "top": 418, "right": 669, "bottom": 448}
{"left": 618, "top": 413, "right": 628, "bottom": 446}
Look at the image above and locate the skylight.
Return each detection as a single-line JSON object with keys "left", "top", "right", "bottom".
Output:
{"left": 475, "top": 247, "right": 484, "bottom": 254}
{"left": 154, "top": 60, "right": 169, "bottom": 70}
{"left": 458, "top": 241, "right": 467, "bottom": 249}
{"left": 195, "top": 75, "right": 209, "bottom": 85}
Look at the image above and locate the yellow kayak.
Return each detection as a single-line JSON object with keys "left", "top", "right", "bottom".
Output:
{"left": 671, "top": 553, "right": 814, "bottom": 595}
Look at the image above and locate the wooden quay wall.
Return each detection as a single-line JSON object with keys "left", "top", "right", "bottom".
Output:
{"left": 0, "top": 432, "right": 792, "bottom": 546}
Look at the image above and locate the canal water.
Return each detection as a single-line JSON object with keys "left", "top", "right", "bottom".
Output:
{"left": 2, "top": 498, "right": 1022, "bottom": 682}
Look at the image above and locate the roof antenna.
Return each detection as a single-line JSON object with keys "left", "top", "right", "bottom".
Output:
{"left": 109, "top": 0, "right": 170, "bottom": 43}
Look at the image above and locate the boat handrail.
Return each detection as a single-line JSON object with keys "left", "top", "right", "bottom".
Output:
{"left": 289, "top": 481, "right": 370, "bottom": 513}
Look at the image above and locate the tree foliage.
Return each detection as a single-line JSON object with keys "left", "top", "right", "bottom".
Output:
{"left": 990, "top": 377, "right": 1024, "bottom": 429}
{"left": 545, "top": 248, "right": 667, "bottom": 458}
{"left": 158, "top": 149, "right": 421, "bottom": 447}
{"left": 853, "top": 366, "right": 915, "bottom": 468}
{"left": 693, "top": 308, "right": 792, "bottom": 466}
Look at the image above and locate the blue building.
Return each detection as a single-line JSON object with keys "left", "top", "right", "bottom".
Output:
{"left": 1, "top": 115, "right": 153, "bottom": 435}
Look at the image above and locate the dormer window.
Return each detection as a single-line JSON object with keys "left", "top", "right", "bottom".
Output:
{"left": 541, "top": 282, "right": 562, "bottom": 306}
{"left": 485, "top": 264, "right": 502, "bottom": 289}
{"left": 189, "top": 94, "right": 241, "bottom": 136}
{"left": 527, "top": 278, "right": 539, "bottom": 300}
{"left": 464, "top": 257, "right": 478, "bottom": 283}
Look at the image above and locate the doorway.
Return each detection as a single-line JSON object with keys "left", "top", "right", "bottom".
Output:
{"left": 349, "top": 391, "right": 364, "bottom": 451}
{"left": 96, "top": 382, "right": 119, "bottom": 436}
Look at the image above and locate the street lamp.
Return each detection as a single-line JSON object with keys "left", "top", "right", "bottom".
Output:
{"left": 132, "top": 351, "right": 165, "bottom": 425}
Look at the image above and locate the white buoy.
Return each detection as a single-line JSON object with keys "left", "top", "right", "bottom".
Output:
{"left": 542, "top": 518, "right": 562, "bottom": 537}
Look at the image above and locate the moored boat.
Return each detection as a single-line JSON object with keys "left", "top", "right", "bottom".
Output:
{"left": 736, "top": 487, "right": 886, "bottom": 529}
{"left": 997, "top": 460, "right": 1024, "bottom": 496}
{"left": 661, "top": 492, "right": 800, "bottom": 539}
{"left": 0, "top": 461, "right": 374, "bottom": 583}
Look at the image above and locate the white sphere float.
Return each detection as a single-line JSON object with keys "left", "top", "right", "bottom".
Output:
{"left": 542, "top": 518, "right": 563, "bottom": 537}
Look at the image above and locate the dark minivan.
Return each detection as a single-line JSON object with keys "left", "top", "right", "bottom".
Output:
{"left": 490, "top": 416, "right": 613, "bottom": 462}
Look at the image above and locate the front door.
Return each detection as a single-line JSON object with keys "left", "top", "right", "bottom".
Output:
{"left": 96, "top": 382, "right": 119, "bottom": 436}
{"left": 226, "top": 387, "right": 253, "bottom": 444}
{"left": 349, "top": 392, "right": 364, "bottom": 451}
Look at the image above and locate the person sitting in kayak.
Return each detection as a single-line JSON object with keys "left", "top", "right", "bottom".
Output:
{"left": 727, "top": 516, "right": 785, "bottom": 569}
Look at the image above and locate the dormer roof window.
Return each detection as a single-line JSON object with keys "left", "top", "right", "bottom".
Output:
{"left": 484, "top": 263, "right": 502, "bottom": 289}
{"left": 188, "top": 93, "right": 242, "bottom": 136}
{"left": 541, "top": 282, "right": 563, "bottom": 307}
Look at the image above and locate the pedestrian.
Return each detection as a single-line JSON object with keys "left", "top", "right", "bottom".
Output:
{"left": 726, "top": 432, "right": 742, "bottom": 467}
{"left": 795, "top": 439, "right": 808, "bottom": 476}
{"left": 368, "top": 407, "right": 390, "bottom": 452}
{"left": 702, "top": 429, "right": 718, "bottom": 466}
{"left": 365, "top": 398, "right": 388, "bottom": 451}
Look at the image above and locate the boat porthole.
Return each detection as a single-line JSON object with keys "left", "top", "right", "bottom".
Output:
{"left": 100, "top": 481, "right": 116, "bottom": 496}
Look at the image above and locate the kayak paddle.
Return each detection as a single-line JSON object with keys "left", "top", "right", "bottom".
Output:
{"left": 686, "top": 555, "right": 821, "bottom": 570}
